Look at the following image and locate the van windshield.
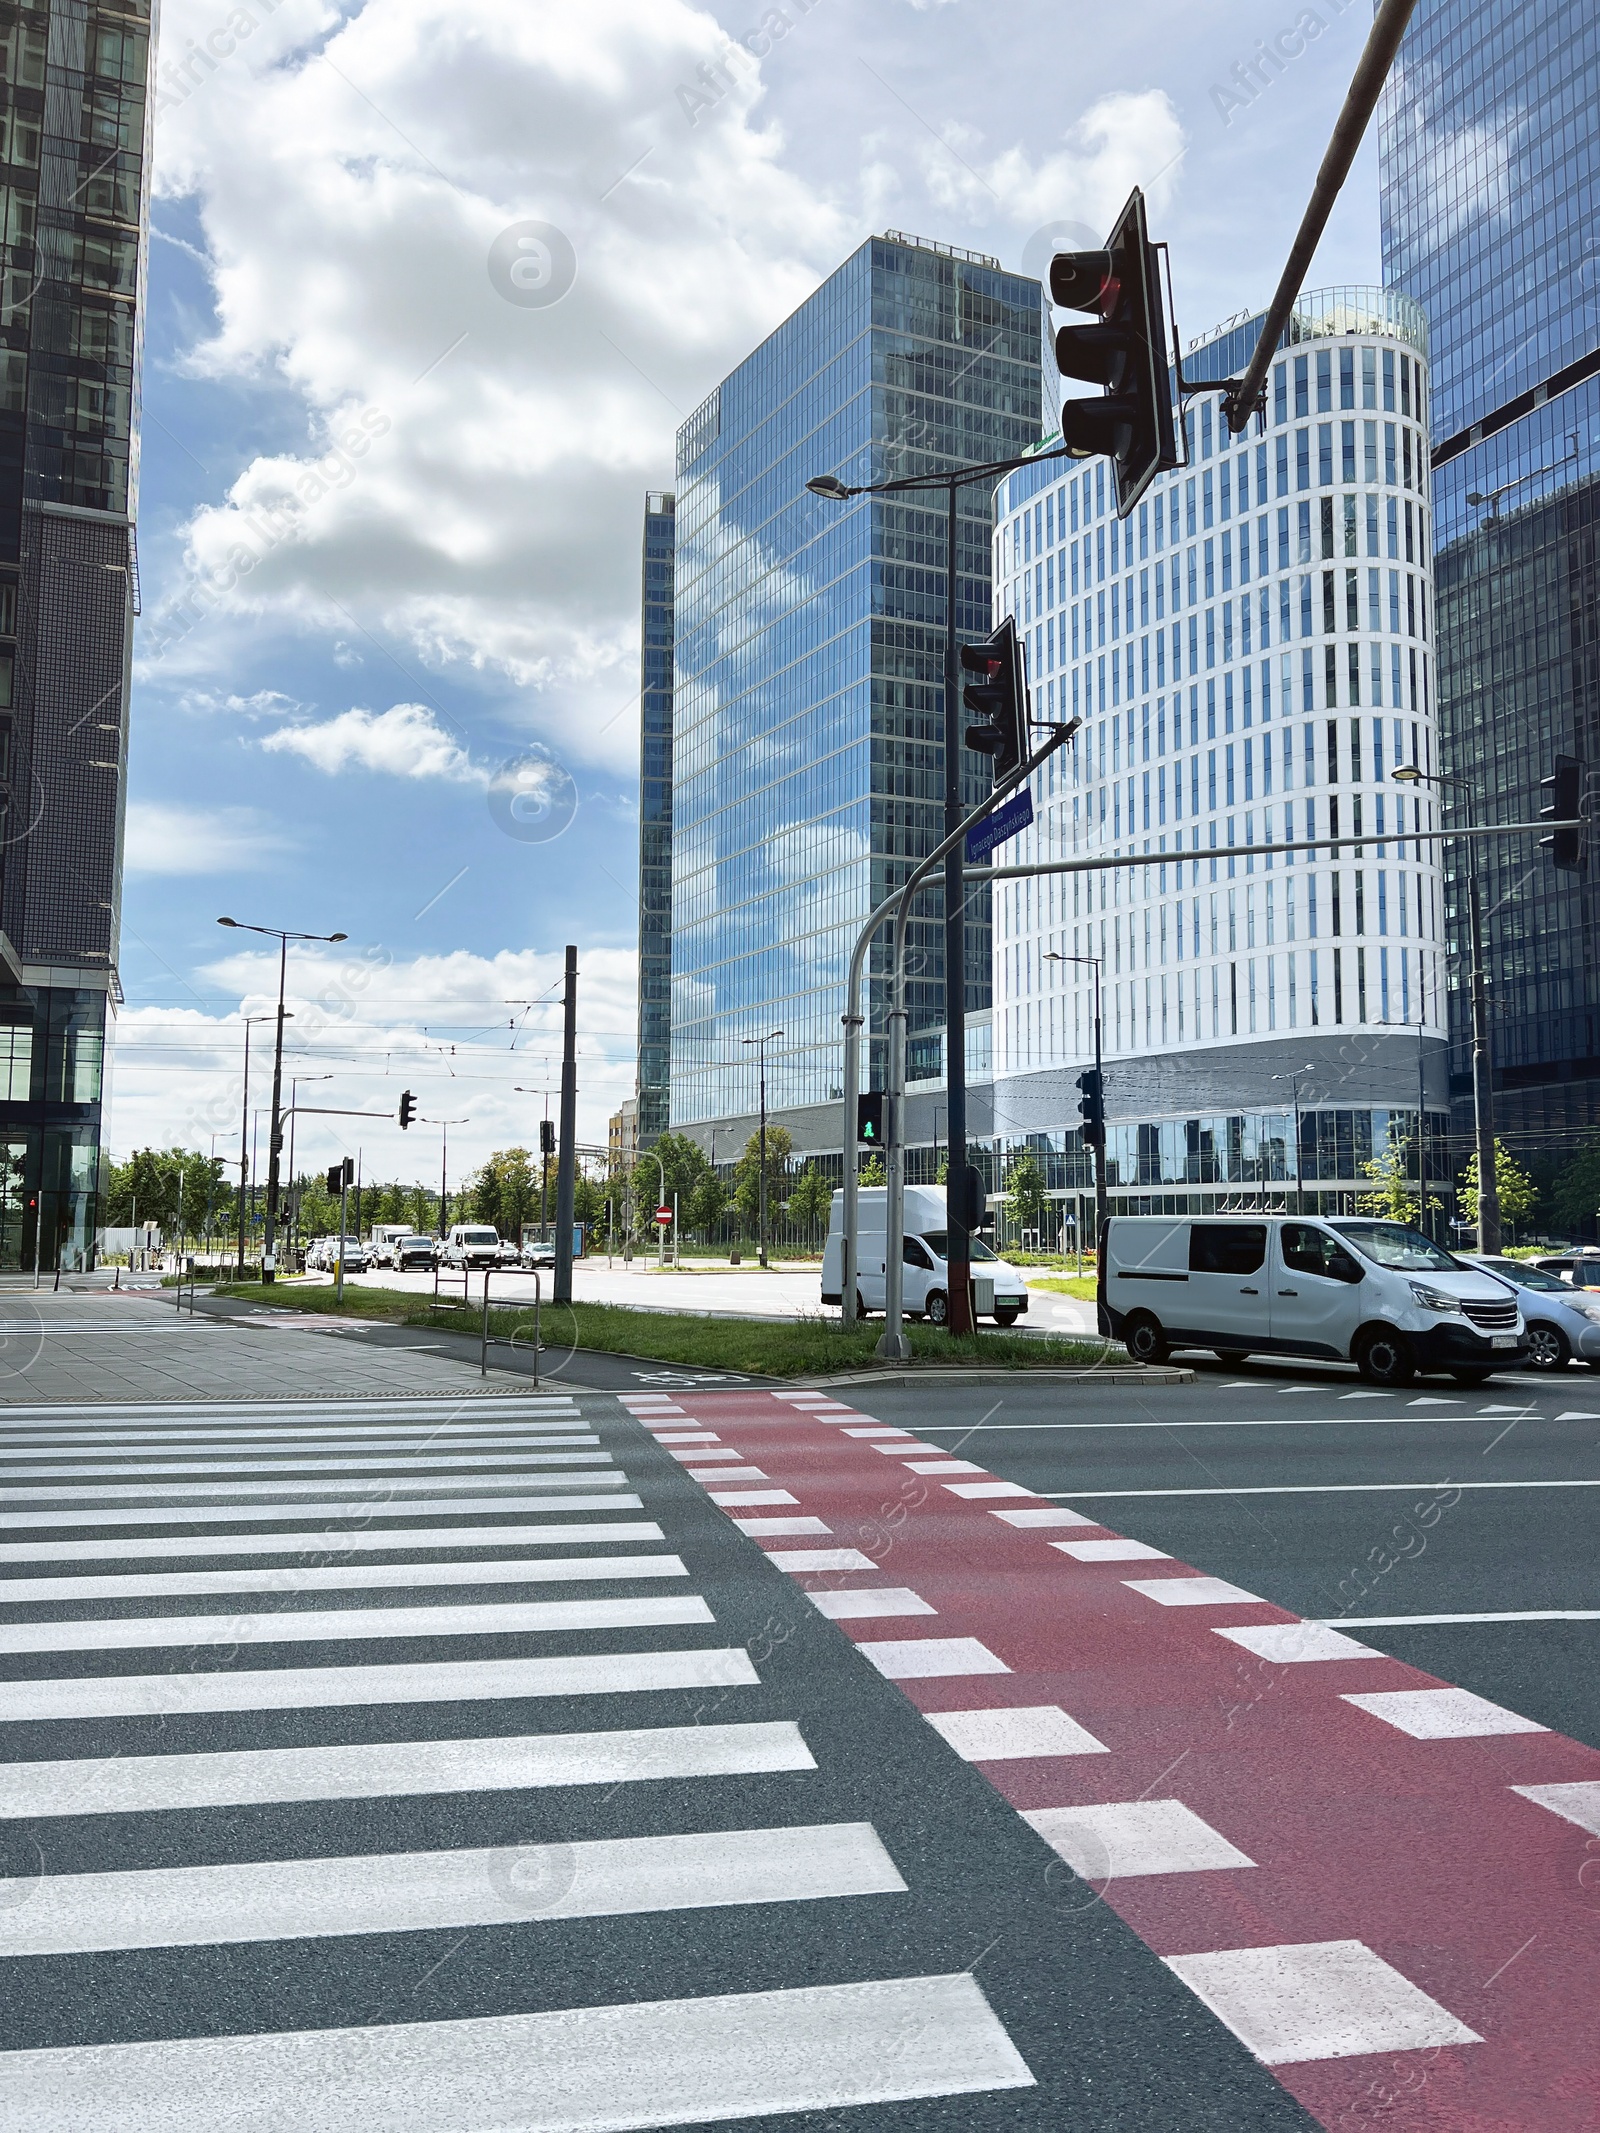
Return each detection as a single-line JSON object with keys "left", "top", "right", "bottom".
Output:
{"left": 920, "top": 1233, "right": 997, "bottom": 1262}
{"left": 461, "top": 1229, "right": 499, "bottom": 1245}
{"left": 1332, "top": 1222, "right": 1460, "bottom": 1272}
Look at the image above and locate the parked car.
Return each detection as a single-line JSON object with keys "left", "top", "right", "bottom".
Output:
{"left": 305, "top": 1236, "right": 335, "bottom": 1272}
{"left": 1099, "top": 1214, "right": 1525, "bottom": 1386}
{"left": 1533, "top": 1252, "right": 1600, "bottom": 1289}
{"left": 1465, "top": 1256, "right": 1600, "bottom": 1372}
{"left": 393, "top": 1233, "right": 438, "bottom": 1270}
{"left": 821, "top": 1186, "right": 1028, "bottom": 1325}
{"left": 442, "top": 1224, "right": 503, "bottom": 1270}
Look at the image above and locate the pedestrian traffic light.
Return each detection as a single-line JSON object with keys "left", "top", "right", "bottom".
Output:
{"left": 1051, "top": 187, "right": 1178, "bottom": 517}
{"left": 1077, "top": 1068, "right": 1106, "bottom": 1149}
{"left": 398, "top": 1090, "right": 416, "bottom": 1130}
{"left": 540, "top": 1118, "right": 557, "bottom": 1156}
{"left": 326, "top": 1157, "right": 355, "bottom": 1193}
{"left": 1540, "top": 755, "right": 1585, "bottom": 872}
{"left": 960, "top": 617, "right": 1028, "bottom": 780}
{"left": 856, "top": 1091, "right": 884, "bottom": 1145}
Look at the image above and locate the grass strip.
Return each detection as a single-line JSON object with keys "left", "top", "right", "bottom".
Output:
{"left": 211, "top": 1283, "right": 1107, "bottom": 1376}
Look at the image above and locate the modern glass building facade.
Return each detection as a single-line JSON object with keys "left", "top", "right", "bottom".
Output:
{"left": 636, "top": 490, "right": 674, "bottom": 1147}
{"left": 668, "top": 233, "right": 1043, "bottom": 1134}
{"left": 0, "top": 0, "right": 150, "bottom": 1268}
{"left": 988, "top": 292, "right": 1453, "bottom": 1228}
{"left": 1380, "top": 0, "right": 1600, "bottom": 1181}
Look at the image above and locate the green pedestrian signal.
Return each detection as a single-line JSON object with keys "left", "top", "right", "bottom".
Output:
{"left": 856, "top": 1092, "right": 884, "bottom": 1144}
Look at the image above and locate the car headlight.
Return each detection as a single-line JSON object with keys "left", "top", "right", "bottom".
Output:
{"left": 1572, "top": 1301, "right": 1600, "bottom": 1324}
{"left": 1408, "top": 1281, "right": 1462, "bottom": 1314}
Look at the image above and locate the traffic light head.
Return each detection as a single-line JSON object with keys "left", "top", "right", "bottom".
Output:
{"left": 1539, "top": 755, "right": 1586, "bottom": 873}
{"left": 960, "top": 618, "right": 1028, "bottom": 781}
{"left": 398, "top": 1090, "right": 416, "bottom": 1131}
{"left": 326, "top": 1164, "right": 343, "bottom": 1195}
{"left": 1076, "top": 1067, "right": 1106, "bottom": 1149}
{"left": 1051, "top": 187, "right": 1177, "bottom": 517}
{"left": 540, "top": 1118, "right": 557, "bottom": 1156}
{"left": 856, "top": 1090, "right": 885, "bottom": 1146}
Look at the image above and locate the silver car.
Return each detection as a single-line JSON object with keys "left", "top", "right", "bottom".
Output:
{"left": 1469, "top": 1256, "right": 1600, "bottom": 1372}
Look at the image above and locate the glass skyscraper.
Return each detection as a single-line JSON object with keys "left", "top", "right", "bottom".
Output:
{"left": 1380, "top": 0, "right": 1600, "bottom": 1174}
{"left": 636, "top": 490, "right": 674, "bottom": 1147}
{"left": 668, "top": 233, "right": 1043, "bottom": 1138}
{"left": 990, "top": 293, "right": 1453, "bottom": 1231}
{"left": 0, "top": 0, "right": 151, "bottom": 1269}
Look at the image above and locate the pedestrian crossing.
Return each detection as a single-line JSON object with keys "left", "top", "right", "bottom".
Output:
{"left": 0, "top": 1391, "right": 1036, "bottom": 2128}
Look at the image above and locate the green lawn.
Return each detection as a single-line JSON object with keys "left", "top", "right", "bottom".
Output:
{"left": 1027, "top": 1275, "right": 1099, "bottom": 1301}
{"left": 211, "top": 1282, "right": 1107, "bottom": 1376}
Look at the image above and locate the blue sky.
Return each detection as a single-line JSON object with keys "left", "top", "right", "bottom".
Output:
{"left": 114, "top": 0, "right": 1385, "bottom": 1183}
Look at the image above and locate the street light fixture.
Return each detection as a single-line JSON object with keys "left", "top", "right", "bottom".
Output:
{"left": 741, "top": 1029, "right": 784, "bottom": 1269}
{"left": 218, "top": 918, "right": 347, "bottom": 1284}
{"left": 1391, "top": 763, "right": 1498, "bottom": 1251}
{"left": 1044, "top": 951, "right": 1106, "bottom": 1245}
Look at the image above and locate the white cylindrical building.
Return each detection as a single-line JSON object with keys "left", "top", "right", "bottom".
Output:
{"left": 989, "top": 290, "right": 1450, "bottom": 1232}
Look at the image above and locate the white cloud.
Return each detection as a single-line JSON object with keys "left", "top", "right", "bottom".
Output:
{"left": 918, "top": 90, "right": 1186, "bottom": 231}
{"left": 123, "top": 801, "right": 291, "bottom": 875}
{"left": 108, "top": 944, "right": 640, "bottom": 1171}
{"left": 262, "top": 702, "right": 482, "bottom": 783}
{"left": 145, "top": 0, "right": 852, "bottom": 772}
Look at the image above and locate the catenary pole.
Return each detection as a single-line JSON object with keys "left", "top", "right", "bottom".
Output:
{"left": 554, "top": 946, "right": 578, "bottom": 1306}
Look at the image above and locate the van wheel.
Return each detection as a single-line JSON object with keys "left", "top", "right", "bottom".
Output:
{"left": 1125, "top": 1313, "right": 1169, "bottom": 1365}
{"left": 925, "top": 1289, "right": 949, "bottom": 1327}
{"left": 993, "top": 1306, "right": 1020, "bottom": 1327}
{"left": 1449, "top": 1367, "right": 1494, "bottom": 1387}
{"left": 855, "top": 1291, "right": 871, "bottom": 1320}
{"left": 1213, "top": 1350, "right": 1249, "bottom": 1365}
{"left": 1355, "top": 1328, "right": 1415, "bottom": 1386}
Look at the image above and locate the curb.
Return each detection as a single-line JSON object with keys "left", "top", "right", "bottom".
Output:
{"left": 791, "top": 1366, "right": 1194, "bottom": 1389}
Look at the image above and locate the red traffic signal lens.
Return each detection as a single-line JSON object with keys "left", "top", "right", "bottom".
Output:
{"left": 1049, "top": 249, "right": 1116, "bottom": 312}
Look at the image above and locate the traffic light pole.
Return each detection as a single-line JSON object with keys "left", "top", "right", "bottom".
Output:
{"left": 553, "top": 945, "right": 578, "bottom": 1307}
{"left": 941, "top": 482, "right": 975, "bottom": 1332}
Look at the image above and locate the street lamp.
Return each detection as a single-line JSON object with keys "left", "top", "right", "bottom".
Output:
{"left": 1392, "top": 763, "right": 1499, "bottom": 1251}
{"left": 741, "top": 1029, "right": 784, "bottom": 1269}
{"left": 1268, "top": 1064, "right": 1315, "bottom": 1216}
{"left": 234, "top": 1013, "right": 276, "bottom": 1278}
{"left": 1044, "top": 951, "right": 1106, "bottom": 1244}
{"left": 218, "top": 917, "right": 347, "bottom": 1284}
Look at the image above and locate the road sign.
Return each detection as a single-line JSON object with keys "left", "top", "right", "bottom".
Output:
{"left": 653, "top": 1206, "right": 673, "bottom": 1226}
{"left": 965, "top": 786, "right": 1034, "bottom": 864}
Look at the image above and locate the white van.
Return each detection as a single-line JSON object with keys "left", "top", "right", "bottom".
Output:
{"left": 1100, "top": 1214, "right": 1526, "bottom": 1386}
{"left": 821, "top": 1185, "right": 1030, "bottom": 1326}
{"left": 442, "top": 1224, "right": 503, "bottom": 1270}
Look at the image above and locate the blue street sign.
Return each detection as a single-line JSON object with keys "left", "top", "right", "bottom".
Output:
{"left": 965, "top": 786, "right": 1034, "bottom": 864}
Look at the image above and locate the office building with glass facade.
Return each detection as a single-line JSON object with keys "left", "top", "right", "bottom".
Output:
{"left": 667, "top": 232, "right": 1043, "bottom": 1153}
{"left": 1380, "top": 0, "right": 1600, "bottom": 1193}
{"left": 988, "top": 292, "right": 1453, "bottom": 1232}
{"left": 0, "top": 1, "right": 150, "bottom": 1270}
{"left": 636, "top": 490, "right": 674, "bottom": 1147}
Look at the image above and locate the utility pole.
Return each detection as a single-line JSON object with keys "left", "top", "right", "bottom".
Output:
{"left": 741, "top": 1029, "right": 783, "bottom": 1269}
{"left": 553, "top": 945, "right": 578, "bottom": 1306}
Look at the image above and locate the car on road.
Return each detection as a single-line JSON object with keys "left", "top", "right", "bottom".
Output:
{"left": 1100, "top": 1214, "right": 1525, "bottom": 1386}
{"left": 821, "top": 1185, "right": 1029, "bottom": 1326}
{"left": 520, "top": 1236, "right": 556, "bottom": 1269}
{"left": 393, "top": 1234, "right": 438, "bottom": 1270}
{"left": 1532, "top": 1251, "right": 1600, "bottom": 1289}
{"left": 1465, "top": 1255, "right": 1600, "bottom": 1372}
{"left": 442, "top": 1224, "right": 502, "bottom": 1270}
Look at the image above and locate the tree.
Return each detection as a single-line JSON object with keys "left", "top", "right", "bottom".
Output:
{"left": 1458, "top": 1141, "right": 1539, "bottom": 1235}
{"left": 468, "top": 1148, "right": 537, "bottom": 1236}
{"left": 857, "top": 1151, "right": 886, "bottom": 1188}
{"left": 104, "top": 1149, "right": 234, "bottom": 1242}
{"left": 788, "top": 1162, "right": 833, "bottom": 1242}
{"left": 687, "top": 1170, "right": 727, "bottom": 1238}
{"left": 1006, "top": 1151, "right": 1047, "bottom": 1242}
{"left": 1550, "top": 1135, "right": 1600, "bottom": 1237}
{"left": 1357, "top": 1135, "right": 1441, "bottom": 1229}
{"left": 733, "top": 1125, "right": 792, "bottom": 1235}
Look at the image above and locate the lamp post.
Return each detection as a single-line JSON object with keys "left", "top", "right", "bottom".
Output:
{"left": 218, "top": 918, "right": 347, "bottom": 1284}
{"left": 1044, "top": 951, "right": 1106, "bottom": 1243}
{"left": 810, "top": 441, "right": 1079, "bottom": 1336}
{"left": 234, "top": 1013, "right": 275, "bottom": 1278}
{"left": 741, "top": 1029, "right": 783, "bottom": 1269}
{"left": 1269, "top": 1064, "right": 1315, "bottom": 1216}
{"left": 1392, "top": 764, "right": 1497, "bottom": 1251}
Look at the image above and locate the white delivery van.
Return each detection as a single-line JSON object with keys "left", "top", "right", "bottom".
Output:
{"left": 442, "top": 1223, "right": 503, "bottom": 1270}
{"left": 1100, "top": 1213, "right": 1526, "bottom": 1386}
{"left": 821, "top": 1185, "right": 1030, "bottom": 1326}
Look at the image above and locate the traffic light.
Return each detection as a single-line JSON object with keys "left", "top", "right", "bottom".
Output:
{"left": 1077, "top": 1068, "right": 1106, "bottom": 1150}
{"left": 856, "top": 1091, "right": 884, "bottom": 1145}
{"left": 1540, "top": 755, "right": 1585, "bottom": 872}
{"left": 326, "top": 1158, "right": 354, "bottom": 1193}
{"left": 960, "top": 618, "right": 1028, "bottom": 780}
{"left": 398, "top": 1090, "right": 416, "bottom": 1130}
{"left": 1051, "top": 186, "right": 1177, "bottom": 517}
{"left": 540, "top": 1118, "right": 557, "bottom": 1156}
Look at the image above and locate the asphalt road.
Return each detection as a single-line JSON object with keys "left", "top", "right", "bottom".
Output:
{"left": 841, "top": 1353, "right": 1600, "bottom": 1750}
